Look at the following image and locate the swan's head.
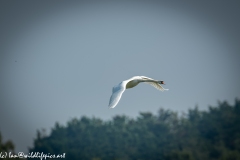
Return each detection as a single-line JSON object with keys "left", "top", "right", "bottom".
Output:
{"left": 159, "top": 81, "right": 165, "bottom": 84}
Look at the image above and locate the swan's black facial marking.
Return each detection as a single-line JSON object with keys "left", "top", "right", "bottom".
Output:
{"left": 159, "top": 81, "right": 164, "bottom": 84}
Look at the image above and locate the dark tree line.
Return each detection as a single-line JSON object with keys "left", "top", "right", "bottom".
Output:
{"left": 28, "top": 99, "right": 240, "bottom": 160}
{"left": 0, "top": 133, "right": 22, "bottom": 160}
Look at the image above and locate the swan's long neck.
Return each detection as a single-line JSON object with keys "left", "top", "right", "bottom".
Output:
{"left": 139, "top": 79, "right": 158, "bottom": 83}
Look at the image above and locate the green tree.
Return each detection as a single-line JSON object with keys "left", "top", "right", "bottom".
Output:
{"left": 29, "top": 98, "right": 240, "bottom": 160}
{"left": 0, "top": 132, "right": 21, "bottom": 160}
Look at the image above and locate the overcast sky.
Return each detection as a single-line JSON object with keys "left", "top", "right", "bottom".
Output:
{"left": 0, "top": 0, "right": 240, "bottom": 153}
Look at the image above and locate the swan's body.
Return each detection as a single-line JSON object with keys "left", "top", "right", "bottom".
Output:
{"left": 108, "top": 76, "right": 169, "bottom": 108}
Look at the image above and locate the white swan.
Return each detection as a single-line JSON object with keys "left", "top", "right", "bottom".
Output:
{"left": 108, "top": 76, "right": 169, "bottom": 108}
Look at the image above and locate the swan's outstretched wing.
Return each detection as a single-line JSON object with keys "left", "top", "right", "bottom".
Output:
{"left": 145, "top": 82, "right": 169, "bottom": 91}
{"left": 108, "top": 82, "right": 126, "bottom": 108}
{"left": 140, "top": 76, "right": 169, "bottom": 91}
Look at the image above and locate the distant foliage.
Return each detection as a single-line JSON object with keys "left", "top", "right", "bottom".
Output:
{"left": 0, "top": 134, "right": 14, "bottom": 153}
{"left": 0, "top": 133, "right": 21, "bottom": 160}
{"left": 29, "top": 99, "right": 240, "bottom": 160}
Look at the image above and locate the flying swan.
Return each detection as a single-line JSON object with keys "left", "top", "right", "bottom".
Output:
{"left": 108, "top": 76, "right": 169, "bottom": 108}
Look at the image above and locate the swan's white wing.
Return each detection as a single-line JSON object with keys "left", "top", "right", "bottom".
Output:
{"left": 140, "top": 76, "right": 169, "bottom": 91}
{"left": 108, "top": 82, "right": 126, "bottom": 108}
{"left": 145, "top": 82, "right": 169, "bottom": 91}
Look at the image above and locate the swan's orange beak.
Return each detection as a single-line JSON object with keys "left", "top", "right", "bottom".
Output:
{"left": 160, "top": 81, "right": 165, "bottom": 84}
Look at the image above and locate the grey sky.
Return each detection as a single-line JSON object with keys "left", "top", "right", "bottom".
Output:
{"left": 0, "top": 0, "right": 240, "bottom": 153}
